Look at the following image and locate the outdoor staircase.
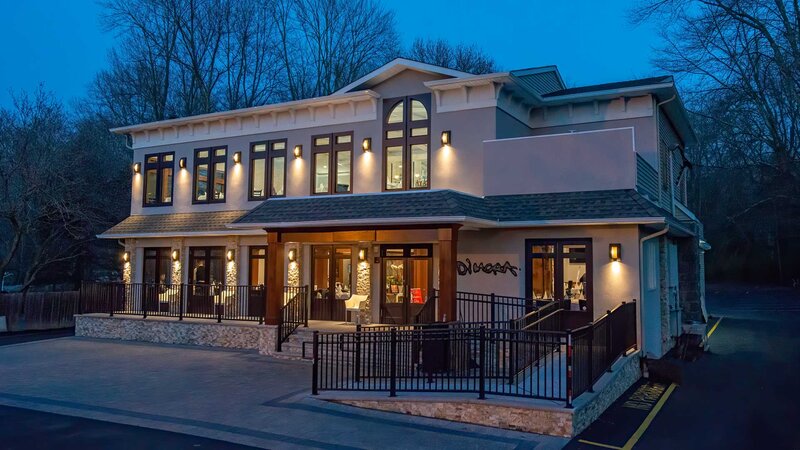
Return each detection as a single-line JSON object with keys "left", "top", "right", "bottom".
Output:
{"left": 275, "top": 326, "right": 315, "bottom": 360}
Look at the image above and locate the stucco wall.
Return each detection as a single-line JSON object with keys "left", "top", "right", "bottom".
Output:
{"left": 483, "top": 127, "right": 637, "bottom": 196}
{"left": 457, "top": 226, "right": 641, "bottom": 322}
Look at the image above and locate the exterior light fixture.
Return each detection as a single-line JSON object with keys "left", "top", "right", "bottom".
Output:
{"left": 179, "top": 157, "right": 186, "bottom": 169}
{"left": 171, "top": 249, "right": 180, "bottom": 261}
{"left": 358, "top": 248, "right": 366, "bottom": 261}
{"left": 609, "top": 243, "right": 621, "bottom": 262}
{"left": 288, "top": 249, "right": 297, "bottom": 262}
{"left": 226, "top": 249, "right": 235, "bottom": 262}
{"left": 122, "top": 251, "right": 130, "bottom": 263}
{"left": 441, "top": 130, "right": 451, "bottom": 146}
{"left": 132, "top": 163, "right": 141, "bottom": 174}
{"left": 233, "top": 151, "right": 242, "bottom": 164}
{"left": 293, "top": 145, "right": 302, "bottom": 158}
{"left": 362, "top": 138, "right": 372, "bottom": 152}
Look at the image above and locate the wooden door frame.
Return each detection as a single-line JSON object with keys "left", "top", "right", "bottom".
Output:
{"left": 525, "top": 238, "right": 594, "bottom": 317}
{"left": 379, "top": 244, "right": 433, "bottom": 324}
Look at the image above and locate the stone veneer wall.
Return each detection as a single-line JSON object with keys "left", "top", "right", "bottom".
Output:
{"left": 332, "top": 352, "right": 642, "bottom": 438}
{"left": 356, "top": 257, "right": 371, "bottom": 324}
{"left": 287, "top": 245, "right": 301, "bottom": 287}
{"left": 75, "top": 315, "right": 276, "bottom": 352}
{"left": 571, "top": 352, "right": 642, "bottom": 435}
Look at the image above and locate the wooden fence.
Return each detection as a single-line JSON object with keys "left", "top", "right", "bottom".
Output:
{"left": 0, "top": 291, "right": 80, "bottom": 332}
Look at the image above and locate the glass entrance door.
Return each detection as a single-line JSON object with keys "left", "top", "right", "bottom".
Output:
{"left": 310, "top": 246, "right": 352, "bottom": 321}
{"left": 142, "top": 248, "right": 171, "bottom": 313}
{"left": 188, "top": 247, "right": 225, "bottom": 315}
{"left": 380, "top": 245, "right": 432, "bottom": 324}
{"left": 526, "top": 239, "right": 593, "bottom": 316}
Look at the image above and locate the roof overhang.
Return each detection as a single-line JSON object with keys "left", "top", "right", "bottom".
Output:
{"left": 98, "top": 229, "right": 267, "bottom": 239}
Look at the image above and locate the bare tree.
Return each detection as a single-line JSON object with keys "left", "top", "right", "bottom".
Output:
{"left": 632, "top": 0, "right": 800, "bottom": 281}
{"left": 408, "top": 38, "right": 497, "bottom": 74}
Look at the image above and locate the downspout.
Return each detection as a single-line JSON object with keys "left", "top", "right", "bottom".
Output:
{"left": 638, "top": 225, "right": 670, "bottom": 357}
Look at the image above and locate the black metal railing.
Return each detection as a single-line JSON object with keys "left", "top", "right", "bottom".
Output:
{"left": 277, "top": 285, "right": 309, "bottom": 352}
{"left": 456, "top": 291, "right": 551, "bottom": 325}
{"left": 311, "top": 300, "right": 637, "bottom": 407}
{"left": 79, "top": 282, "right": 287, "bottom": 323}
{"left": 412, "top": 292, "right": 437, "bottom": 324}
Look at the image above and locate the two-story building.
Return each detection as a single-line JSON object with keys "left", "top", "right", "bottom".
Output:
{"left": 98, "top": 58, "right": 706, "bottom": 360}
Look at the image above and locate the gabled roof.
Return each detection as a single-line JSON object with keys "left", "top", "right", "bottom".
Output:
{"left": 334, "top": 58, "right": 472, "bottom": 94}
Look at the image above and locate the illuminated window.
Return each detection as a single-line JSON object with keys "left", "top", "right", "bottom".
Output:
{"left": 312, "top": 132, "right": 353, "bottom": 194}
{"left": 249, "top": 140, "right": 286, "bottom": 200}
{"left": 383, "top": 95, "right": 430, "bottom": 190}
{"left": 143, "top": 152, "right": 174, "bottom": 207}
{"left": 194, "top": 147, "right": 227, "bottom": 203}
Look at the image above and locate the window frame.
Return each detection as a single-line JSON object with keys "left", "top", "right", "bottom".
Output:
{"left": 310, "top": 132, "right": 353, "bottom": 195}
{"left": 525, "top": 238, "right": 593, "bottom": 316}
{"left": 382, "top": 94, "right": 431, "bottom": 192}
{"left": 142, "top": 247, "right": 172, "bottom": 284}
{"left": 142, "top": 152, "right": 175, "bottom": 207}
{"left": 248, "top": 139, "right": 287, "bottom": 201}
{"left": 192, "top": 146, "right": 228, "bottom": 204}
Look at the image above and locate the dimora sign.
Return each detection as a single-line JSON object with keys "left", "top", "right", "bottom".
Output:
{"left": 457, "top": 258, "right": 520, "bottom": 277}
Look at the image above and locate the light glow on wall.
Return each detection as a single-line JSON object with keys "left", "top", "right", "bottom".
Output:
{"left": 611, "top": 261, "right": 621, "bottom": 274}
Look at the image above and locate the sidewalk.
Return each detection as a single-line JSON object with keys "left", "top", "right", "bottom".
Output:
{"left": 0, "top": 337, "right": 567, "bottom": 449}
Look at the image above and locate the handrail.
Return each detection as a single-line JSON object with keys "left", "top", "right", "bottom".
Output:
{"left": 276, "top": 285, "right": 309, "bottom": 352}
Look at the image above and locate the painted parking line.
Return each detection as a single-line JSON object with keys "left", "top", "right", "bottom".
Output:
{"left": 570, "top": 382, "right": 677, "bottom": 450}
{"left": 706, "top": 317, "right": 723, "bottom": 339}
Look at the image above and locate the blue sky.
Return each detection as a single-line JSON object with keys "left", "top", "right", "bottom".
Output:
{"left": 0, "top": 0, "right": 661, "bottom": 108}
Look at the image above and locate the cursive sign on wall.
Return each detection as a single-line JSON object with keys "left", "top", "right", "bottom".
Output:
{"left": 457, "top": 258, "right": 520, "bottom": 277}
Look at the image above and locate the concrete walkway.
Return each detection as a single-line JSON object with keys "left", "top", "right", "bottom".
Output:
{"left": 0, "top": 337, "right": 567, "bottom": 449}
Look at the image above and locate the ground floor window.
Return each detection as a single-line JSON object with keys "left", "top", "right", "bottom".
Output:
{"left": 143, "top": 247, "right": 171, "bottom": 285}
{"left": 526, "top": 239, "right": 592, "bottom": 313}
{"left": 380, "top": 244, "right": 432, "bottom": 324}
{"left": 310, "top": 246, "right": 353, "bottom": 321}
{"left": 248, "top": 246, "right": 266, "bottom": 286}
{"left": 188, "top": 247, "right": 225, "bottom": 286}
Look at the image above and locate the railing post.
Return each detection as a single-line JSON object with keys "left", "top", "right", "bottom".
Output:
{"left": 303, "top": 285, "right": 309, "bottom": 327}
{"left": 507, "top": 320, "right": 515, "bottom": 384}
{"left": 142, "top": 285, "right": 148, "bottom": 319}
{"left": 490, "top": 293, "right": 496, "bottom": 325}
{"left": 77, "top": 282, "right": 83, "bottom": 315}
{"left": 389, "top": 327, "right": 397, "bottom": 397}
{"left": 606, "top": 309, "right": 613, "bottom": 372}
{"left": 217, "top": 294, "right": 223, "bottom": 323}
{"left": 355, "top": 324, "right": 362, "bottom": 383}
{"left": 108, "top": 285, "right": 114, "bottom": 317}
{"left": 587, "top": 327, "right": 595, "bottom": 393}
{"left": 311, "top": 331, "right": 319, "bottom": 395}
{"left": 479, "top": 325, "right": 486, "bottom": 400}
{"left": 565, "top": 330, "right": 573, "bottom": 408}
{"left": 179, "top": 284, "right": 184, "bottom": 321}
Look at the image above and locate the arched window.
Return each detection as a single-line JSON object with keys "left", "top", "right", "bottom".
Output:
{"left": 382, "top": 95, "right": 431, "bottom": 191}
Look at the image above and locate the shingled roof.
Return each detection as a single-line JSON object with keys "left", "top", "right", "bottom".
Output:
{"left": 232, "top": 189, "right": 684, "bottom": 229}
{"left": 542, "top": 75, "right": 674, "bottom": 98}
{"left": 100, "top": 210, "right": 251, "bottom": 238}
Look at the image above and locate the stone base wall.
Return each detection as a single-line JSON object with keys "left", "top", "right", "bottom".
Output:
{"left": 75, "top": 315, "right": 276, "bottom": 351}
{"left": 572, "top": 352, "right": 642, "bottom": 434}
{"left": 331, "top": 352, "right": 641, "bottom": 438}
{"left": 336, "top": 398, "right": 573, "bottom": 437}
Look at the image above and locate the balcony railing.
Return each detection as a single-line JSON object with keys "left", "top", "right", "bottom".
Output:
{"left": 80, "top": 282, "right": 298, "bottom": 324}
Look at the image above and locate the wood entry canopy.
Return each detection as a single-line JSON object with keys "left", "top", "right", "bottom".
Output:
{"left": 263, "top": 225, "right": 460, "bottom": 325}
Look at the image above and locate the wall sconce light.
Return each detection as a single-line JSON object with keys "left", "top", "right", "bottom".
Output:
{"left": 226, "top": 249, "right": 235, "bottom": 262}
{"left": 441, "top": 130, "right": 451, "bottom": 146}
{"left": 171, "top": 249, "right": 180, "bottom": 261}
{"left": 288, "top": 249, "right": 297, "bottom": 262}
{"left": 362, "top": 138, "right": 372, "bottom": 152}
{"left": 233, "top": 151, "right": 242, "bottom": 164}
{"left": 293, "top": 145, "right": 303, "bottom": 158}
{"left": 609, "top": 243, "right": 621, "bottom": 262}
{"left": 132, "top": 163, "right": 141, "bottom": 174}
{"left": 122, "top": 251, "right": 130, "bottom": 263}
{"left": 358, "top": 248, "right": 366, "bottom": 261}
{"left": 179, "top": 157, "right": 186, "bottom": 169}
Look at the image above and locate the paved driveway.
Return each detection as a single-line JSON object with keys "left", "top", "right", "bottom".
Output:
{"left": 0, "top": 337, "right": 566, "bottom": 449}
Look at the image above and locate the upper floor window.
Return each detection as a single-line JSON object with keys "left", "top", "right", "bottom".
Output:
{"left": 194, "top": 147, "right": 227, "bottom": 203}
{"left": 249, "top": 140, "right": 287, "bottom": 200}
{"left": 143, "top": 152, "right": 174, "bottom": 207}
{"left": 383, "top": 95, "right": 430, "bottom": 191}
{"left": 312, "top": 132, "right": 353, "bottom": 195}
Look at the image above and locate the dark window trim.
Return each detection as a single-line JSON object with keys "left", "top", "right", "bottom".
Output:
{"left": 248, "top": 246, "right": 267, "bottom": 286}
{"left": 192, "top": 146, "right": 228, "bottom": 204}
{"left": 311, "top": 131, "right": 353, "bottom": 195}
{"left": 142, "top": 152, "right": 175, "bottom": 207}
{"left": 524, "top": 238, "right": 593, "bottom": 317}
{"left": 142, "top": 247, "right": 172, "bottom": 284}
{"left": 248, "top": 139, "right": 287, "bottom": 201}
{"left": 188, "top": 246, "right": 226, "bottom": 285}
{"left": 379, "top": 244, "right": 434, "bottom": 258}
{"left": 382, "top": 94, "right": 431, "bottom": 192}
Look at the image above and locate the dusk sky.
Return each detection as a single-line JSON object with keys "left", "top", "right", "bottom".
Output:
{"left": 1, "top": 1, "right": 661, "bottom": 108}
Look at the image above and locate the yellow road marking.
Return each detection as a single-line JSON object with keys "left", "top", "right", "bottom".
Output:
{"left": 707, "top": 317, "right": 723, "bottom": 338}
{"left": 577, "top": 439, "right": 623, "bottom": 449}
{"left": 621, "top": 382, "right": 677, "bottom": 450}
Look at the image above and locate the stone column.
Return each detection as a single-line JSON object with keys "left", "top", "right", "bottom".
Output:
{"left": 678, "top": 236, "right": 703, "bottom": 323}
{"left": 287, "top": 244, "right": 301, "bottom": 287}
{"left": 170, "top": 238, "right": 184, "bottom": 285}
{"left": 356, "top": 247, "right": 371, "bottom": 324}
{"left": 658, "top": 237, "right": 673, "bottom": 356}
